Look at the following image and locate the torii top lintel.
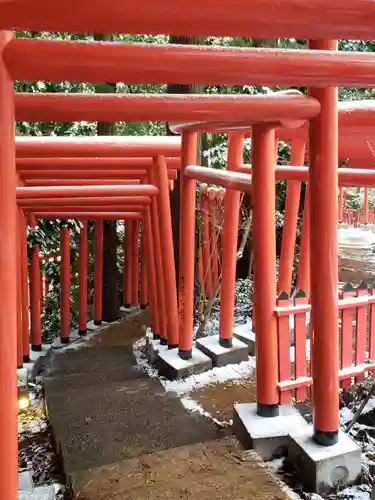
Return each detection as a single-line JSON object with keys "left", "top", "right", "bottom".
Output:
{"left": 0, "top": 0, "right": 375, "bottom": 40}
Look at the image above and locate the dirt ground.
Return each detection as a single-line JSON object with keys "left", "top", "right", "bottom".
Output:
{"left": 188, "top": 374, "right": 258, "bottom": 423}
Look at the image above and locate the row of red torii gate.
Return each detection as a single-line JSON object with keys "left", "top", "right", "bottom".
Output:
{"left": 3, "top": 1, "right": 375, "bottom": 497}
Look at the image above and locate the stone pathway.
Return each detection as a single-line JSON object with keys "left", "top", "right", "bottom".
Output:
{"left": 43, "top": 311, "right": 288, "bottom": 500}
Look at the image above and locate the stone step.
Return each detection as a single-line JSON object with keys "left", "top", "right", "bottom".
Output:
{"left": 69, "top": 437, "right": 288, "bottom": 500}
{"left": 46, "top": 375, "right": 224, "bottom": 474}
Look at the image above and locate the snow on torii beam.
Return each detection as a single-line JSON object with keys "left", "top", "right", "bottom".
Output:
{"left": 0, "top": 1, "right": 374, "bottom": 39}
{"left": 16, "top": 157, "right": 181, "bottom": 169}
{"left": 13, "top": 92, "right": 321, "bottom": 125}
{"left": 5, "top": 38, "right": 375, "bottom": 88}
{"left": 35, "top": 212, "right": 144, "bottom": 220}
{"left": 17, "top": 196, "right": 152, "bottom": 208}
{"left": 15, "top": 136, "right": 181, "bottom": 158}
{"left": 184, "top": 165, "right": 375, "bottom": 189}
{"left": 16, "top": 184, "right": 158, "bottom": 199}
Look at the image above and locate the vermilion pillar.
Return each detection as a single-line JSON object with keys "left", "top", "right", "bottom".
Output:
{"left": 20, "top": 210, "right": 30, "bottom": 361}
{"left": 209, "top": 192, "right": 219, "bottom": 289}
{"left": 278, "top": 138, "right": 306, "bottom": 293}
{"left": 148, "top": 169, "right": 167, "bottom": 343}
{"left": 0, "top": 30, "right": 18, "bottom": 500}
{"left": 219, "top": 132, "right": 243, "bottom": 347}
{"left": 16, "top": 212, "right": 24, "bottom": 368}
{"left": 60, "top": 225, "right": 71, "bottom": 343}
{"left": 252, "top": 124, "right": 279, "bottom": 417}
{"left": 93, "top": 219, "right": 104, "bottom": 325}
{"left": 123, "top": 220, "right": 132, "bottom": 307}
{"left": 309, "top": 39, "right": 339, "bottom": 446}
{"left": 200, "top": 189, "right": 212, "bottom": 297}
{"left": 144, "top": 207, "right": 160, "bottom": 337}
{"left": 29, "top": 214, "right": 42, "bottom": 350}
{"left": 364, "top": 187, "right": 369, "bottom": 224}
{"left": 78, "top": 221, "right": 88, "bottom": 334}
{"left": 131, "top": 220, "right": 139, "bottom": 307}
{"left": 155, "top": 155, "right": 179, "bottom": 348}
{"left": 297, "top": 186, "right": 311, "bottom": 297}
{"left": 179, "top": 132, "right": 198, "bottom": 359}
{"left": 140, "top": 222, "right": 148, "bottom": 309}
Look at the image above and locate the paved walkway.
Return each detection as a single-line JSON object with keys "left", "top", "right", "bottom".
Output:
{"left": 43, "top": 312, "right": 288, "bottom": 500}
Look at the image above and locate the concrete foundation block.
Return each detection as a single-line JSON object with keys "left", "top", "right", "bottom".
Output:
{"left": 148, "top": 339, "right": 168, "bottom": 364}
{"left": 288, "top": 426, "right": 362, "bottom": 494}
{"left": 233, "top": 325, "right": 256, "bottom": 356}
{"left": 233, "top": 402, "right": 309, "bottom": 461}
{"left": 338, "top": 223, "right": 349, "bottom": 229}
{"left": 19, "top": 485, "right": 56, "bottom": 500}
{"left": 17, "top": 368, "right": 28, "bottom": 388}
{"left": 18, "top": 471, "right": 33, "bottom": 491}
{"left": 158, "top": 347, "right": 212, "bottom": 380}
{"left": 86, "top": 320, "right": 108, "bottom": 332}
{"left": 196, "top": 334, "right": 248, "bottom": 367}
{"left": 119, "top": 305, "right": 140, "bottom": 315}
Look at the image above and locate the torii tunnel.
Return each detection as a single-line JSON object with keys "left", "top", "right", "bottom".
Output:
{"left": 2, "top": 5, "right": 375, "bottom": 498}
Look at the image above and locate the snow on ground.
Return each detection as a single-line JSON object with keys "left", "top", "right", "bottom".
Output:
{"left": 162, "top": 358, "right": 256, "bottom": 395}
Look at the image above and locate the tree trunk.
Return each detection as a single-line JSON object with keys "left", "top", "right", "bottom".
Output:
{"left": 94, "top": 33, "right": 120, "bottom": 322}
{"left": 167, "top": 35, "right": 205, "bottom": 292}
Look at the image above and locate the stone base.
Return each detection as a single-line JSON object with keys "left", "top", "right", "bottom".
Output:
{"left": 19, "top": 471, "right": 33, "bottom": 491}
{"left": 158, "top": 347, "right": 212, "bottom": 380}
{"left": 233, "top": 325, "right": 256, "bottom": 356}
{"left": 196, "top": 334, "right": 248, "bottom": 367}
{"left": 17, "top": 367, "right": 28, "bottom": 388}
{"left": 19, "top": 485, "right": 56, "bottom": 500}
{"left": 288, "top": 426, "right": 362, "bottom": 494}
{"left": 119, "top": 305, "right": 140, "bottom": 315}
{"left": 233, "top": 402, "right": 308, "bottom": 461}
{"left": 338, "top": 223, "right": 349, "bottom": 229}
{"left": 87, "top": 320, "right": 108, "bottom": 332}
{"left": 148, "top": 339, "right": 168, "bottom": 364}
{"left": 233, "top": 320, "right": 310, "bottom": 351}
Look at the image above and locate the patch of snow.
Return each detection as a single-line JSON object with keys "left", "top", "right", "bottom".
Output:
{"left": 19, "top": 416, "right": 47, "bottom": 436}
{"left": 162, "top": 357, "right": 256, "bottom": 395}
{"left": 132, "top": 337, "right": 158, "bottom": 378}
{"left": 340, "top": 407, "right": 355, "bottom": 426}
{"left": 267, "top": 457, "right": 285, "bottom": 474}
{"left": 335, "top": 484, "right": 371, "bottom": 500}
{"left": 180, "top": 396, "right": 230, "bottom": 426}
{"left": 363, "top": 397, "right": 375, "bottom": 415}
{"left": 18, "top": 485, "right": 55, "bottom": 500}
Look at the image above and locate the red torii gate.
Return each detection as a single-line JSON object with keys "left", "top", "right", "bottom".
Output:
{"left": 2, "top": 6, "right": 375, "bottom": 498}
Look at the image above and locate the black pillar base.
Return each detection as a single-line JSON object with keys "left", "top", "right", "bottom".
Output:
{"left": 93, "top": 320, "right": 102, "bottom": 326}
{"left": 219, "top": 337, "right": 233, "bottom": 348}
{"left": 168, "top": 344, "right": 178, "bottom": 350}
{"left": 160, "top": 338, "right": 168, "bottom": 346}
{"left": 257, "top": 403, "right": 279, "bottom": 418}
{"left": 78, "top": 329, "right": 87, "bottom": 336}
{"left": 313, "top": 428, "right": 339, "bottom": 447}
{"left": 178, "top": 348, "right": 192, "bottom": 360}
{"left": 140, "top": 303, "right": 149, "bottom": 310}
{"left": 23, "top": 355, "right": 30, "bottom": 363}
{"left": 31, "top": 344, "right": 42, "bottom": 352}
{"left": 60, "top": 338, "right": 70, "bottom": 344}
